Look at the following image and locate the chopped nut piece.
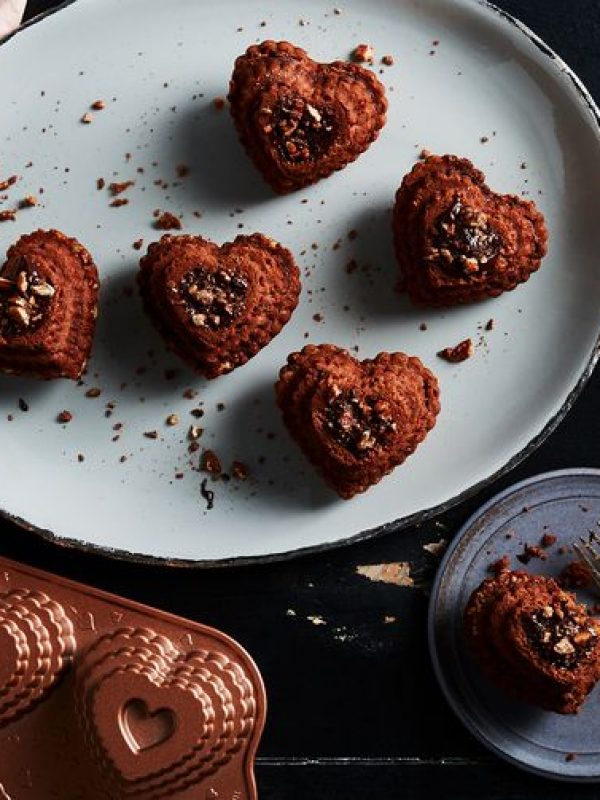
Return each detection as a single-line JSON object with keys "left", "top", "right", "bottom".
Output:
{"left": 188, "top": 425, "right": 203, "bottom": 440}
{"left": 553, "top": 637, "right": 575, "bottom": 656}
{"left": 0, "top": 210, "right": 17, "bottom": 223}
{"left": 231, "top": 460, "right": 249, "bottom": 480}
{"left": 85, "top": 387, "right": 102, "bottom": 398}
{"left": 97, "top": 177, "right": 105, "bottom": 190}
{"left": 110, "top": 198, "right": 129, "bottom": 208}
{"left": 352, "top": 43, "right": 374, "bottom": 63}
{"left": 57, "top": 410, "right": 73, "bottom": 424}
{"left": 91, "top": 99, "right": 106, "bottom": 110}
{"left": 166, "top": 413, "right": 179, "bottom": 426}
{"left": 437, "top": 338, "right": 474, "bottom": 363}
{"left": 109, "top": 180, "right": 134, "bottom": 196}
{"left": 8, "top": 305, "right": 29, "bottom": 326}
{"left": 81, "top": 112, "right": 94, "bottom": 124}
{"left": 201, "top": 449, "right": 222, "bottom": 475}
{"left": 15, "top": 272, "right": 28, "bottom": 293}
{"left": 381, "top": 54, "right": 394, "bottom": 66}
{"left": 19, "top": 196, "right": 37, "bottom": 209}
{"left": 30, "top": 282, "right": 55, "bottom": 297}
{"left": 0, "top": 175, "right": 17, "bottom": 191}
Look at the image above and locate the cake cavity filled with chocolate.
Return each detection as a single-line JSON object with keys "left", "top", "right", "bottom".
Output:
{"left": 324, "top": 386, "right": 396, "bottom": 457}
{"left": 265, "top": 96, "right": 337, "bottom": 164}
{"left": 138, "top": 233, "right": 301, "bottom": 379}
{"left": 432, "top": 197, "right": 502, "bottom": 275}
{"left": 0, "top": 258, "right": 56, "bottom": 337}
{"left": 229, "top": 40, "right": 387, "bottom": 193}
{"left": 179, "top": 267, "right": 249, "bottom": 330}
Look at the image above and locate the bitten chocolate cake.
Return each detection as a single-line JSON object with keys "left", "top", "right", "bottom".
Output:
{"left": 464, "top": 570, "right": 600, "bottom": 714}
{"left": 138, "top": 233, "right": 301, "bottom": 378}
{"left": 275, "top": 344, "right": 440, "bottom": 499}
{"left": 228, "top": 40, "right": 387, "bottom": 194}
{"left": 0, "top": 229, "right": 99, "bottom": 380}
{"left": 393, "top": 155, "right": 548, "bottom": 306}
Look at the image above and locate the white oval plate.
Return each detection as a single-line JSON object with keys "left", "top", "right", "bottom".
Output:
{"left": 0, "top": 0, "right": 599, "bottom": 565}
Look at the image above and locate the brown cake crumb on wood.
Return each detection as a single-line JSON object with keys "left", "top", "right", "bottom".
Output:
{"left": 154, "top": 211, "right": 182, "bottom": 230}
{"left": 437, "top": 338, "right": 473, "bottom": 363}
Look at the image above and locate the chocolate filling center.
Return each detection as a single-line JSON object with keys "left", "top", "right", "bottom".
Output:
{"left": 0, "top": 258, "right": 55, "bottom": 337}
{"left": 179, "top": 267, "right": 248, "bottom": 331}
{"left": 433, "top": 198, "right": 502, "bottom": 275}
{"left": 264, "top": 96, "right": 337, "bottom": 164}
{"left": 523, "top": 599, "right": 597, "bottom": 669}
{"left": 323, "top": 387, "right": 396, "bottom": 458}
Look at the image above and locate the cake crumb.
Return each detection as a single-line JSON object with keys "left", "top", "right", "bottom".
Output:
{"left": 155, "top": 211, "right": 182, "bottom": 230}
{"left": 109, "top": 180, "right": 134, "bottom": 196}
{"left": 91, "top": 99, "right": 106, "bottom": 110}
{"left": 81, "top": 112, "right": 93, "bottom": 124}
{"left": 437, "top": 338, "right": 473, "bottom": 363}
{"left": 213, "top": 96, "right": 226, "bottom": 111}
{"left": 232, "top": 460, "right": 249, "bottom": 480}
{"left": 201, "top": 449, "right": 222, "bottom": 475}
{"left": 352, "top": 43, "right": 374, "bottom": 63}
{"left": 57, "top": 410, "right": 73, "bottom": 424}
{"left": 381, "top": 54, "right": 394, "bottom": 66}
{"left": 488, "top": 555, "right": 511, "bottom": 575}
{"left": 541, "top": 533, "right": 557, "bottom": 548}
{"left": 558, "top": 561, "right": 593, "bottom": 590}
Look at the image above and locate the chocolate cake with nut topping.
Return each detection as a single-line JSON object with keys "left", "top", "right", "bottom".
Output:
{"left": 464, "top": 570, "right": 600, "bottom": 714}
{"left": 0, "top": 229, "right": 99, "bottom": 380}
{"left": 393, "top": 155, "right": 548, "bottom": 306}
{"left": 275, "top": 344, "right": 440, "bottom": 498}
{"left": 138, "top": 233, "right": 300, "bottom": 378}
{"left": 228, "top": 40, "right": 387, "bottom": 194}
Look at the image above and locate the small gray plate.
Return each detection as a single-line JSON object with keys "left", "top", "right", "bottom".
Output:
{"left": 429, "top": 468, "right": 600, "bottom": 782}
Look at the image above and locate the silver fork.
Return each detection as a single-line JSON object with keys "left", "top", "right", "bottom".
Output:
{"left": 572, "top": 531, "right": 600, "bottom": 596}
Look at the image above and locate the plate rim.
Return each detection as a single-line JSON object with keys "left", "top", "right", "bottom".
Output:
{"left": 0, "top": 0, "right": 599, "bottom": 568}
{"left": 428, "top": 467, "right": 600, "bottom": 783}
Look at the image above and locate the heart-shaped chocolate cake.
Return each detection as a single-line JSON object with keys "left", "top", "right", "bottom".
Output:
{"left": 465, "top": 570, "right": 600, "bottom": 714}
{"left": 228, "top": 40, "right": 388, "bottom": 194}
{"left": 0, "top": 229, "right": 99, "bottom": 379}
{"left": 275, "top": 344, "right": 440, "bottom": 498}
{"left": 138, "top": 232, "right": 301, "bottom": 378}
{"left": 393, "top": 154, "right": 548, "bottom": 306}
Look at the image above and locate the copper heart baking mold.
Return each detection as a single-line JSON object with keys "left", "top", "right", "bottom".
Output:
{"left": 0, "top": 557, "right": 266, "bottom": 800}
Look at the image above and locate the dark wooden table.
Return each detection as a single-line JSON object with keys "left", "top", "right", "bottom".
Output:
{"left": 4, "top": 1, "right": 600, "bottom": 797}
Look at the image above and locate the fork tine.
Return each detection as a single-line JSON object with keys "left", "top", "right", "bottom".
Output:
{"left": 573, "top": 540, "right": 600, "bottom": 596}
